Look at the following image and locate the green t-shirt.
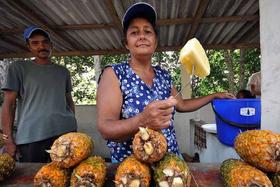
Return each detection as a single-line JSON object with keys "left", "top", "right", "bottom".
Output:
{"left": 2, "top": 60, "right": 77, "bottom": 144}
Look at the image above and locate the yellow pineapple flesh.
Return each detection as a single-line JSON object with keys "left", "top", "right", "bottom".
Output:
{"left": 234, "top": 130, "right": 280, "bottom": 172}
{"left": 48, "top": 132, "right": 94, "bottom": 168}
{"left": 0, "top": 153, "right": 16, "bottom": 181}
{"left": 33, "top": 162, "right": 70, "bottom": 187}
{"left": 220, "top": 159, "right": 273, "bottom": 187}
{"left": 70, "top": 156, "right": 106, "bottom": 187}
{"left": 179, "top": 38, "right": 210, "bottom": 78}
{"left": 132, "top": 127, "right": 167, "bottom": 164}
{"left": 154, "top": 153, "right": 191, "bottom": 187}
{"left": 115, "top": 155, "right": 151, "bottom": 187}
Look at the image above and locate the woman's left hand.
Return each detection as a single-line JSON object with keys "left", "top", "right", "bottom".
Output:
{"left": 214, "top": 92, "right": 236, "bottom": 99}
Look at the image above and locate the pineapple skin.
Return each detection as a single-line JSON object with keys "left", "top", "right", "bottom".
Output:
{"left": 0, "top": 153, "right": 16, "bottom": 181}
{"left": 33, "top": 162, "right": 70, "bottom": 187}
{"left": 220, "top": 159, "right": 273, "bottom": 187}
{"left": 115, "top": 155, "right": 151, "bottom": 187}
{"left": 234, "top": 130, "right": 280, "bottom": 172}
{"left": 70, "top": 156, "right": 106, "bottom": 187}
{"left": 154, "top": 153, "right": 191, "bottom": 187}
{"left": 50, "top": 132, "right": 94, "bottom": 168}
{"left": 132, "top": 128, "right": 167, "bottom": 164}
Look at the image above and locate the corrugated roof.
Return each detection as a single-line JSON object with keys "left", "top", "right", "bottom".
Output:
{"left": 0, "top": 0, "right": 259, "bottom": 58}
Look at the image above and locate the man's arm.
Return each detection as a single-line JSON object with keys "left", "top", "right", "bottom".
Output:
{"left": 66, "top": 92, "right": 75, "bottom": 114}
{"left": 1, "top": 90, "right": 17, "bottom": 157}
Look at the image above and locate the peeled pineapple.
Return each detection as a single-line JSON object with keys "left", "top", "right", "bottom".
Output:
{"left": 235, "top": 130, "right": 280, "bottom": 172}
{"left": 48, "top": 132, "right": 94, "bottom": 168}
{"left": 132, "top": 127, "right": 167, "bottom": 163}
{"left": 115, "top": 155, "right": 151, "bottom": 187}
{"left": 33, "top": 163, "right": 70, "bottom": 187}
{"left": 220, "top": 159, "right": 273, "bottom": 187}
{"left": 0, "top": 153, "right": 16, "bottom": 181}
{"left": 154, "top": 153, "right": 191, "bottom": 187}
{"left": 179, "top": 38, "right": 210, "bottom": 78}
{"left": 70, "top": 156, "right": 106, "bottom": 187}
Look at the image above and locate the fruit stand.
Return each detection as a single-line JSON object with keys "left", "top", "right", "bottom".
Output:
{"left": 1, "top": 162, "right": 224, "bottom": 186}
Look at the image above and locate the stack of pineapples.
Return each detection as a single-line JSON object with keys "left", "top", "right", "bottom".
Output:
{"left": 115, "top": 127, "right": 192, "bottom": 187}
{"left": 33, "top": 132, "right": 107, "bottom": 187}
{"left": 220, "top": 129, "right": 280, "bottom": 187}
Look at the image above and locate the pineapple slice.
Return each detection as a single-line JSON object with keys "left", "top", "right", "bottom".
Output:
{"left": 154, "top": 153, "right": 191, "bottom": 187}
{"left": 235, "top": 130, "right": 280, "bottom": 172}
{"left": 220, "top": 159, "right": 273, "bottom": 187}
{"left": 70, "top": 156, "right": 106, "bottom": 187}
{"left": 0, "top": 153, "right": 16, "bottom": 181}
{"left": 115, "top": 156, "right": 151, "bottom": 187}
{"left": 48, "top": 132, "right": 94, "bottom": 168}
{"left": 33, "top": 162, "right": 70, "bottom": 187}
{"left": 179, "top": 38, "right": 210, "bottom": 78}
{"left": 132, "top": 127, "right": 167, "bottom": 164}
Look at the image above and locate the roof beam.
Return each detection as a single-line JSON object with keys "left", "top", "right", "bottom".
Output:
{"left": 6, "top": 0, "right": 77, "bottom": 49}
{"left": 0, "top": 42, "right": 260, "bottom": 58}
{"left": 185, "top": 0, "right": 210, "bottom": 41}
{"left": 201, "top": 15, "right": 258, "bottom": 23}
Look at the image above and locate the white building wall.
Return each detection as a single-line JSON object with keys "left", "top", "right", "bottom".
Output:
{"left": 259, "top": 0, "right": 280, "bottom": 132}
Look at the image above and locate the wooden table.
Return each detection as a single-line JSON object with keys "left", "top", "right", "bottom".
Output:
{"left": 1, "top": 162, "right": 224, "bottom": 187}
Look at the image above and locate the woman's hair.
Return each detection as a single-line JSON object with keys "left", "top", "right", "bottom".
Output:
{"left": 236, "top": 89, "right": 256, "bottom": 99}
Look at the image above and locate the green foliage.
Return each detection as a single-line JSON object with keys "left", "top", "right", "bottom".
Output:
{"left": 193, "top": 49, "right": 260, "bottom": 97}
{"left": 52, "top": 56, "right": 97, "bottom": 104}
{"left": 1, "top": 48, "right": 260, "bottom": 105}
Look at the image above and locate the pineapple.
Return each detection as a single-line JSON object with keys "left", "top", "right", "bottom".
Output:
{"left": 115, "top": 155, "right": 151, "bottom": 187}
{"left": 34, "top": 162, "right": 70, "bottom": 187}
{"left": 70, "top": 156, "right": 106, "bottom": 187}
{"left": 132, "top": 127, "right": 167, "bottom": 163}
{"left": 220, "top": 159, "right": 272, "bottom": 187}
{"left": 0, "top": 153, "right": 16, "bottom": 181}
{"left": 48, "top": 132, "right": 94, "bottom": 168}
{"left": 234, "top": 130, "right": 280, "bottom": 172}
{"left": 179, "top": 38, "right": 210, "bottom": 78}
{"left": 154, "top": 153, "right": 191, "bottom": 187}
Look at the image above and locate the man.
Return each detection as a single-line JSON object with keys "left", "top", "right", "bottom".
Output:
{"left": 247, "top": 71, "right": 261, "bottom": 97}
{"left": 1, "top": 26, "right": 77, "bottom": 162}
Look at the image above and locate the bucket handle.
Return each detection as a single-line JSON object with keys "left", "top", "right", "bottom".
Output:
{"left": 211, "top": 101, "right": 260, "bottom": 129}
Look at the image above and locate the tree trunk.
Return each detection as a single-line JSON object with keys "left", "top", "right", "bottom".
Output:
{"left": 224, "top": 49, "right": 235, "bottom": 93}
{"left": 239, "top": 49, "right": 245, "bottom": 89}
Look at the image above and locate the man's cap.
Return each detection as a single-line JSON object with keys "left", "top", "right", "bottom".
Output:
{"left": 23, "top": 26, "right": 50, "bottom": 41}
{"left": 122, "top": 2, "right": 157, "bottom": 31}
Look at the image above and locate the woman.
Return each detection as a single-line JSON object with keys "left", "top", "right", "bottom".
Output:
{"left": 97, "top": 2, "right": 234, "bottom": 163}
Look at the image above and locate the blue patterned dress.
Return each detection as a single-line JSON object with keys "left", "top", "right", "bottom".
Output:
{"left": 108, "top": 61, "right": 180, "bottom": 162}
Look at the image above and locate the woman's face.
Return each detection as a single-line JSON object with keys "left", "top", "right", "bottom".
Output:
{"left": 125, "top": 18, "right": 157, "bottom": 58}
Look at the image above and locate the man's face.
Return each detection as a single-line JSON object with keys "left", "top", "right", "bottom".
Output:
{"left": 27, "top": 34, "right": 52, "bottom": 59}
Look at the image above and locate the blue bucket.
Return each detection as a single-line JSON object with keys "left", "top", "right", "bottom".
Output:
{"left": 212, "top": 99, "right": 261, "bottom": 146}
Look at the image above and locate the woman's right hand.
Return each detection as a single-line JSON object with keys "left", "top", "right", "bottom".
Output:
{"left": 139, "top": 96, "right": 177, "bottom": 130}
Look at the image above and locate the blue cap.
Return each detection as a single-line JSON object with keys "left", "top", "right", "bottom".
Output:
{"left": 122, "top": 2, "right": 157, "bottom": 31}
{"left": 23, "top": 26, "right": 50, "bottom": 42}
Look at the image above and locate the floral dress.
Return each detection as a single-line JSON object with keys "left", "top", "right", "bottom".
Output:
{"left": 108, "top": 61, "right": 180, "bottom": 163}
